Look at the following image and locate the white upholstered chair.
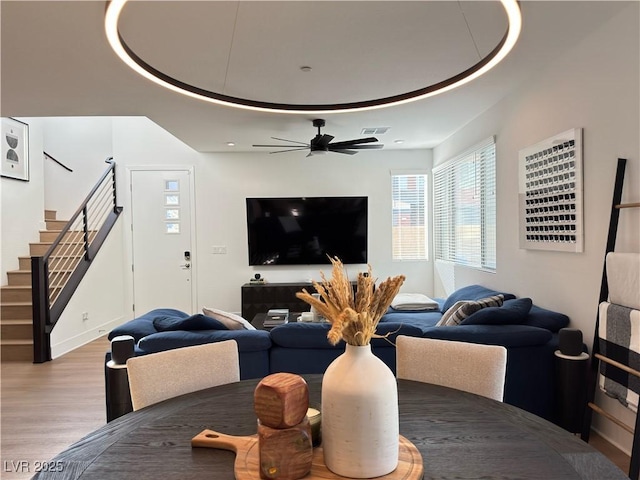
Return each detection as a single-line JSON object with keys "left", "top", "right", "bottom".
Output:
{"left": 126, "top": 340, "right": 240, "bottom": 410}
{"left": 396, "top": 336, "right": 507, "bottom": 401}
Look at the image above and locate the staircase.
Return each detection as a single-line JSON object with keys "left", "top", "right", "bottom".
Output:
{"left": 1, "top": 210, "right": 79, "bottom": 362}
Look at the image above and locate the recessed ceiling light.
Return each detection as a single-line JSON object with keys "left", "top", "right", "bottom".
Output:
{"left": 394, "top": 140, "right": 405, "bottom": 144}
{"left": 300, "top": 66, "right": 312, "bottom": 73}
{"left": 105, "top": 0, "right": 521, "bottom": 115}
{"left": 226, "top": 142, "right": 236, "bottom": 147}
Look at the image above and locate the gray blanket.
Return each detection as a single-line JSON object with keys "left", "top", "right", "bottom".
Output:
{"left": 598, "top": 301, "right": 640, "bottom": 412}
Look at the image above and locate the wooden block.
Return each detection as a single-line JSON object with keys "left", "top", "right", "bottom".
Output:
{"left": 258, "top": 418, "right": 312, "bottom": 479}
{"left": 254, "top": 373, "right": 309, "bottom": 428}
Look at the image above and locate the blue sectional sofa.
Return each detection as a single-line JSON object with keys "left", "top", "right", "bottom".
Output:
{"left": 107, "top": 285, "right": 570, "bottom": 422}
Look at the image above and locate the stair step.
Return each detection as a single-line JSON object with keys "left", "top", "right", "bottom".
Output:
{"left": 1, "top": 302, "right": 32, "bottom": 320}
{"left": 29, "top": 242, "right": 69, "bottom": 256}
{"left": 0, "top": 319, "right": 32, "bottom": 340}
{"left": 18, "top": 257, "right": 30, "bottom": 270}
{"left": 45, "top": 219, "right": 68, "bottom": 230}
{"left": 1, "top": 285, "right": 32, "bottom": 303}
{"left": 30, "top": 243, "right": 54, "bottom": 256}
{"left": 1, "top": 340, "right": 33, "bottom": 362}
{"left": 6, "top": 270, "right": 32, "bottom": 286}
{"left": 40, "top": 230, "right": 94, "bottom": 243}
{"left": 6, "top": 270, "right": 71, "bottom": 287}
{"left": 19, "top": 255, "right": 84, "bottom": 270}
{"left": 44, "top": 210, "right": 57, "bottom": 220}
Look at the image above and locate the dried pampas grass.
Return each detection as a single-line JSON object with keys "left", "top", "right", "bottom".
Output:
{"left": 296, "top": 257, "right": 405, "bottom": 346}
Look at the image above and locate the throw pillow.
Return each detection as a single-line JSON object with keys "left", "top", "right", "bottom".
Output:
{"left": 390, "top": 293, "right": 439, "bottom": 311}
{"left": 441, "top": 285, "right": 515, "bottom": 313}
{"left": 153, "top": 313, "right": 229, "bottom": 332}
{"left": 524, "top": 304, "right": 570, "bottom": 332}
{"left": 202, "top": 307, "right": 256, "bottom": 330}
{"left": 436, "top": 300, "right": 482, "bottom": 326}
{"left": 461, "top": 298, "right": 533, "bottom": 326}
{"left": 475, "top": 294, "right": 505, "bottom": 309}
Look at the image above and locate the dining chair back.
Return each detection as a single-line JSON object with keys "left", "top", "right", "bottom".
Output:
{"left": 396, "top": 336, "right": 507, "bottom": 401}
{"left": 126, "top": 340, "right": 240, "bottom": 410}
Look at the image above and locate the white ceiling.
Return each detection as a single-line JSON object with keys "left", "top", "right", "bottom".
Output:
{"left": 0, "top": 1, "right": 629, "bottom": 153}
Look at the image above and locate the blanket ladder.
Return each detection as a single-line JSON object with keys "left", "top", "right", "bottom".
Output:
{"left": 581, "top": 158, "right": 640, "bottom": 479}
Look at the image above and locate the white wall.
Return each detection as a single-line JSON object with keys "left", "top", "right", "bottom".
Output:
{"left": 433, "top": 4, "right": 639, "bottom": 453}
{"left": 43, "top": 117, "right": 114, "bottom": 220}
{"left": 1, "top": 118, "right": 45, "bottom": 284}
{"left": 50, "top": 219, "right": 128, "bottom": 358}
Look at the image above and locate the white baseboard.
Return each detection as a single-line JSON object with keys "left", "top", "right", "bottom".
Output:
{"left": 592, "top": 425, "right": 633, "bottom": 457}
{"left": 51, "top": 316, "right": 124, "bottom": 359}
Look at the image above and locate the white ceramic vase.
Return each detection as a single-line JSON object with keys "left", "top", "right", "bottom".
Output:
{"left": 321, "top": 343, "right": 399, "bottom": 478}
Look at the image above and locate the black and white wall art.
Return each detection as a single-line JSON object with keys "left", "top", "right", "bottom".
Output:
{"left": 1, "top": 117, "right": 29, "bottom": 181}
{"left": 519, "top": 128, "right": 583, "bottom": 252}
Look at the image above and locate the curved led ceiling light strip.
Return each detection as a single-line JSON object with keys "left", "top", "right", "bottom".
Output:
{"left": 105, "top": 0, "right": 521, "bottom": 115}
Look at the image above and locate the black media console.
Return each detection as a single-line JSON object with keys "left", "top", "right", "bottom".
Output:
{"left": 241, "top": 282, "right": 316, "bottom": 320}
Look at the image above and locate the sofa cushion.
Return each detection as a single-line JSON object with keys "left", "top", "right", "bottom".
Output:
{"left": 269, "top": 321, "right": 424, "bottom": 349}
{"left": 138, "top": 329, "right": 271, "bottom": 353}
{"left": 441, "top": 285, "right": 515, "bottom": 313}
{"left": 202, "top": 307, "right": 256, "bottom": 330}
{"left": 461, "top": 298, "right": 533, "bottom": 326}
{"left": 524, "top": 304, "right": 570, "bottom": 332}
{"left": 379, "top": 309, "right": 442, "bottom": 331}
{"left": 108, "top": 308, "right": 189, "bottom": 342}
{"left": 153, "top": 313, "right": 229, "bottom": 332}
{"left": 422, "top": 324, "right": 553, "bottom": 348}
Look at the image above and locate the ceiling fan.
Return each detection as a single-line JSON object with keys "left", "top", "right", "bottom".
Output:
{"left": 252, "top": 119, "right": 384, "bottom": 156}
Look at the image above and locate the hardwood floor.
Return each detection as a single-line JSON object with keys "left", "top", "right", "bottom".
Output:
{"left": 1, "top": 336, "right": 109, "bottom": 480}
{"left": 0, "top": 336, "right": 632, "bottom": 479}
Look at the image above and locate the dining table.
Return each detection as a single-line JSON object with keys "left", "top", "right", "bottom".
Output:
{"left": 33, "top": 374, "right": 626, "bottom": 480}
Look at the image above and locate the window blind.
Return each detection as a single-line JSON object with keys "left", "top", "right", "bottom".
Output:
{"left": 433, "top": 137, "right": 496, "bottom": 270}
{"left": 391, "top": 173, "right": 428, "bottom": 261}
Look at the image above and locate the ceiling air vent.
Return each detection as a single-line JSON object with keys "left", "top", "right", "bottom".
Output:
{"left": 361, "top": 127, "right": 390, "bottom": 135}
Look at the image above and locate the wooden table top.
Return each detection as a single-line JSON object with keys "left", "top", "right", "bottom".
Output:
{"left": 35, "top": 375, "right": 626, "bottom": 480}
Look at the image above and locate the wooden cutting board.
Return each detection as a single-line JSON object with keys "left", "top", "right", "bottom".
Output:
{"left": 192, "top": 429, "right": 424, "bottom": 480}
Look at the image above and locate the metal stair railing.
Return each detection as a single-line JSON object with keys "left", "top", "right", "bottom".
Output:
{"left": 31, "top": 157, "right": 123, "bottom": 363}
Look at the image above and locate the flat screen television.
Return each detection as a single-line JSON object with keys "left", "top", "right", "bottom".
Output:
{"left": 246, "top": 196, "right": 368, "bottom": 266}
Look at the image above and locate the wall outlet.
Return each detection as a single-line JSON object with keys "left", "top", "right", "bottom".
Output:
{"left": 212, "top": 245, "right": 227, "bottom": 254}
{"left": 82, "top": 312, "right": 89, "bottom": 321}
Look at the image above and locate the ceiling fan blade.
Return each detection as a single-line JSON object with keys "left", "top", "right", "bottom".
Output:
{"left": 341, "top": 144, "right": 384, "bottom": 150}
{"left": 271, "top": 137, "right": 310, "bottom": 146}
{"left": 252, "top": 144, "right": 303, "bottom": 148}
{"left": 328, "top": 137, "right": 379, "bottom": 148}
{"left": 314, "top": 134, "right": 334, "bottom": 148}
{"left": 329, "top": 149, "right": 358, "bottom": 155}
{"left": 267, "top": 147, "right": 309, "bottom": 154}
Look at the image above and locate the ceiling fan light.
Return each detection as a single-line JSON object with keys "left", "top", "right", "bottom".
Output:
{"left": 309, "top": 150, "right": 329, "bottom": 156}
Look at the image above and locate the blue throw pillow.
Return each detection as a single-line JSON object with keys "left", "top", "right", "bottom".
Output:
{"left": 524, "top": 305, "right": 570, "bottom": 332}
{"left": 152, "top": 313, "right": 229, "bottom": 332}
{"left": 441, "top": 285, "right": 516, "bottom": 313}
{"left": 108, "top": 308, "right": 190, "bottom": 341}
{"left": 461, "top": 298, "right": 533, "bottom": 326}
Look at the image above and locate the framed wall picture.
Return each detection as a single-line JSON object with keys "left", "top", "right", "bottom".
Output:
{"left": 1, "top": 117, "right": 29, "bottom": 181}
{"left": 518, "top": 128, "right": 583, "bottom": 253}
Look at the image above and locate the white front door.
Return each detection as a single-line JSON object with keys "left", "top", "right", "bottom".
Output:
{"left": 130, "top": 169, "right": 195, "bottom": 315}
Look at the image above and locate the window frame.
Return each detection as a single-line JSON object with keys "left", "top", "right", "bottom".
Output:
{"left": 391, "top": 170, "right": 429, "bottom": 262}
{"left": 432, "top": 137, "right": 496, "bottom": 271}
